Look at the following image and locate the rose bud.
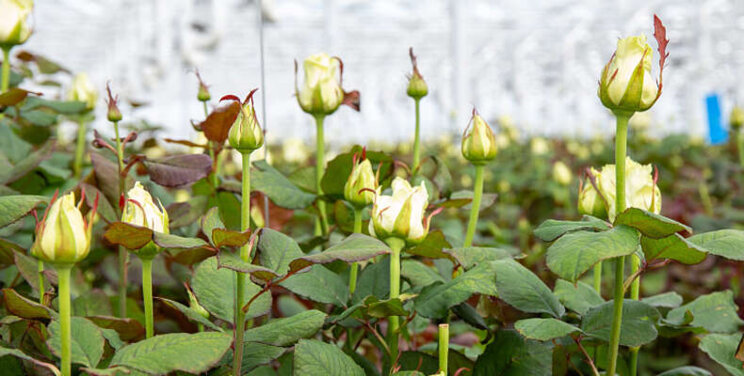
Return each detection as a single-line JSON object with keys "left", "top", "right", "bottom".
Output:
{"left": 369, "top": 177, "right": 432, "bottom": 244}
{"left": 226, "top": 89, "right": 264, "bottom": 153}
{"left": 0, "top": 0, "right": 33, "bottom": 48}
{"left": 121, "top": 182, "right": 169, "bottom": 256}
{"left": 461, "top": 110, "right": 497, "bottom": 164}
{"left": 344, "top": 150, "right": 376, "bottom": 208}
{"left": 31, "top": 191, "right": 97, "bottom": 265}
{"left": 67, "top": 73, "right": 97, "bottom": 112}
{"left": 406, "top": 47, "right": 428, "bottom": 100}
{"left": 296, "top": 53, "right": 359, "bottom": 115}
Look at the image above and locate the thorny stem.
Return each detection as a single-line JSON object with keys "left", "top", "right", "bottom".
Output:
{"left": 412, "top": 98, "right": 421, "bottom": 174}
{"left": 233, "top": 151, "right": 252, "bottom": 376}
{"left": 607, "top": 112, "right": 630, "bottom": 376}
{"left": 575, "top": 337, "right": 600, "bottom": 376}
{"left": 463, "top": 164, "right": 484, "bottom": 247}
{"left": 314, "top": 114, "right": 329, "bottom": 235}
{"left": 141, "top": 257, "right": 154, "bottom": 338}
{"left": 348, "top": 207, "right": 363, "bottom": 295}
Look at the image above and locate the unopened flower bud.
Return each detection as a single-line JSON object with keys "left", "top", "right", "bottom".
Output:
{"left": 122, "top": 182, "right": 169, "bottom": 233}
{"left": 226, "top": 90, "right": 264, "bottom": 153}
{"left": 67, "top": 73, "right": 97, "bottom": 112}
{"left": 296, "top": 53, "right": 358, "bottom": 115}
{"left": 406, "top": 47, "right": 428, "bottom": 100}
{"left": 31, "top": 191, "right": 96, "bottom": 265}
{"left": 369, "top": 177, "right": 431, "bottom": 244}
{"left": 344, "top": 152, "right": 376, "bottom": 208}
{"left": 731, "top": 106, "right": 744, "bottom": 131}
{"left": 195, "top": 70, "right": 210, "bottom": 102}
{"left": 461, "top": 110, "right": 497, "bottom": 164}
{"left": 598, "top": 16, "right": 668, "bottom": 115}
{"left": 106, "top": 83, "right": 123, "bottom": 123}
{"left": 578, "top": 172, "right": 607, "bottom": 219}
{"left": 553, "top": 161, "right": 572, "bottom": 186}
{"left": 186, "top": 286, "right": 209, "bottom": 319}
{"left": 0, "top": 0, "right": 33, "bottom": 48}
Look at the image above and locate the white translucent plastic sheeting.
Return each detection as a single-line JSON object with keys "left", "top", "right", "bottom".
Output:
{"left": 24, "top": 0, "right": 744, "bottom": 145}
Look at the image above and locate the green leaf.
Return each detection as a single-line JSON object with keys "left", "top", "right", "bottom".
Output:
{"left": 192, "top": 257, "right": 272, "bottom": 323}
{"left": 243, "top": 310, "right": 326, "bottom": 346}
{"left": 534, "top": 216, "right": 610, "bottom": 242}
{"left": 414, "top": 262, "right": 498, "bottom": 319}
{"left": 642, "top": 291, "right": 683, "bottom": 309}
{"left": 199, "top": 207, "right": 224, "bottom": 245}
{"left": 0, "top": 346, "right": 60, "bottom": 376}
{"left": 698, "top": 333, "right": 744, "bottom": 376}
{"left": 493, "top": 259, "right": 564, "bottom": 317}
{"left": 581, "top": 300, "right": 660, "bottom": 347}
{"left": 86, "top": 316, "right": 145, "bottom": 342}
{"left": 23, "top": 97, "right": 87, "bottom": 114}
{"left": 293, "top": 339, "right": 364, "bottom": 376}
{"left": 667, "top": 291, "right": 744, "bottom": 333}
{"left": 514, "top": 318, "right": 582, "bottom": 341}
{"left": 472, "top": 330, "right": 553, "bottom": 376}
{"left": 407, "top": 230, "right": 453, "bottom": 260}
{"left": 401, "top": 259, "right": 444, "bottom": 288}
{"left": 688, "top": 229, "right": 744, "bottom": 261}
{"left": 252, "top": 160, "right": 316, "bottom": 209}
{"left": 281, "top": 265, "right": 348, "bottom": 305}
{"left": 553, "top": 279, "right": 604, "bottom": 315}
{"left": 212, "top": 228, "right": 252, "bottom": 248}
{"left": 110, "top": 332, "right": 232, "bottom": 375}
{"left": 452, "top": 302, "right": 488, "bottom": 330}
{"left": 352, "top": 258, "right": 390, "bottom": 303}
{"left": 241, "top": 342, "right": 287, "bottom": 373}
{"left": 153, "top": 232, "right": 210, "bottom": 251}
{"left": 2, "top": 288, "right": 53, "bottom": 320}
{"left": 158, "top": 298, "right": 222, "bottom": 331}
{"left": 546, "top": 225, "right": 639, "bottom": 282}
{"left": 444, "top": 247, "right": 513, "bottom": 270}
{"left": 217, "top": 251, "right": 279, "bottom": 282}
{"left": 289, "top": 234, "right": 389, "bottom": 272}
{"left": 641, "top": 233, "right": 707, "bottom": 264}
{"left": 103, "top": 222, "right": 153, "bottom": 250}
{"left": 258, "top": 228, "right": 304, "bottom": 275}
{"left": 614, "top": 208, "right": 691, "bottom": 238}
{"left": 0, "top": 195, "right": 48, "bottom": 228}
{"left": 0, "top": 141, "right": 55, "bottom": 185}
{"left": 47, "top": 317, "right": 105, "bottom": 368}
{"left": 657, "top": 366, "right": 713, "bottom": 376}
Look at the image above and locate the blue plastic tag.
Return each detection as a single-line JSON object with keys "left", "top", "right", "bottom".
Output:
{"left": 706, "top": 93, "right": 728, "bottom": 144}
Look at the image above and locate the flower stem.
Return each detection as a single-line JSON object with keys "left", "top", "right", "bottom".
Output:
{"left": 233, "top": 151, "right": 252, "bottom": 376}
{"left": 141, "top": 256, "right": 154, "bottom": 338}
{"left": 412, "top": 98, "right": 421, "bottom": 174}
{"left": 113, "top": 120, "right": 128, "bottom": 319}
{"left": 463, "top": 164, "right": 484, "bottom": 247}
{"left": 349, "top": 207, "right": 363, "bottom": 296}
{"left": 73, "top": 119, "right": 87, "bottom": 178}
{"left": 37, "top": 259, "right": 45, "bottom": 304}
{"left": 737, "top": 130, "right": 744, "bottom": 169}
{"left": 1, "top": 46, "right": 10, "bottom": 93}
{"left": 56, "top": 264, "right": 72, "bottom": 376}
{"left": 628, "top": 251, "right": 641, "bottom": 376}
{"left": 607, "top": 112, "right": 631, "bottom": 376}
{"left": 314, "top": 114, "right": 329, "bottom": 235}
{"left": 438, "top": 323, "right": 449, "bottom": 375}
{"left": 593, "top": 262, "right": 602, "bottom": 295}
{"left": 386, "top": 237, "right": 405, "bottom": 374}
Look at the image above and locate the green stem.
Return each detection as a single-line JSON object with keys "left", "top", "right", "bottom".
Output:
{"left": 593, "top": 262, "right": 602, "bottom": 295}
{"left": 233, "top": 151, "right": 252, "bottom": 376}
{"left": 37, "top": 259, "right": 45, "bottom": 304}
{"left": 113, "top": 121, "right": 128, "bottom": 319}
{"left": 1, "top": 47, "right": 10, "bottom": 93}
{"left": 438, "top": 323, "right": 449, "bottom": 375}
{"left": 73, "top": 119, "right": 87, "bottom": 178}
{"left": 349, "top": 207, "right": 363, "bottom": 296}
{"left": 141, "top": 257, "right": 154, "bottom": 338}
{"left": 412, "top": 98, "right": 421, "bottom": 174}
{"left": 463, "top": 164, "right": 484, "bottom": 247}
{"left": 607, "top": 112, "right": 631, "bottom": 376}
{"left": 386, "top": 238, "right": 405, "bottom": 374}
{"left": 314, "top": 114, "right": 329, "bottom": 235}
{"left": 56, "top": 265, "right": 72, "bottom": 376}
{"left": 628, "top": 252, "right": 641, "bottom": 376}
{"left": 737, "top": 130, "right": 744, "bottom": 169}
{"left": 202, "top": 101, "right": 209, "bottom": 118}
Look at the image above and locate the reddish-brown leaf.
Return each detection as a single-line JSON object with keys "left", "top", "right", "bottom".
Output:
{"left": 103, "top": 222, "right": 153, "bottom": 250}
{"left": 653, "top": 15, "right": 669, "bottom": 84}
{"left": 0, "top": 88, "right": 39, "bottom": 106}
{"left": 143, "top": 154, "right": 212, "bottom": 188}
{"left": 198, "top": 101, "right": 240, "bottom": 143}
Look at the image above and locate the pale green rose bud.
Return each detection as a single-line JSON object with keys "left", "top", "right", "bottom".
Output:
{"left": 195, "top": 71, "right": 210, "bottom": 102}
{"left": 296, "top": 53, "right": 345, "bottom": 115}
{"left": 531, "top": 137, "right": 549, "bottom": 156}
{"left": 187, "top": 286, "right": 210, "bottom": 319}
{"left": 0, "top": 0, "right": 33, "bottom": 48}
{"left": 31, "top": 191, "right": 96, "bottom": 265}
{"left": 731, "top": 106, "right": 744, "bottom": 131}
{"left": 406, "top": 47, "right": 428, "bottom": 100}
{"left": 106, "top": 83, "right": 123, "bottom": 123}
{"left": 598, "top": 34, "right": 661, "bottom": 114}
{"left": 369, "top": 177, "right": 431, "bottom": 244}
{"left": 67, "top": 73, "right": 97, "bottom": 111}
{"left": 344, "top": 154, "right": 376, "bottom": 208}
{"left": 122, "top": 182, "right": 169, "bottom": 257}
{"left": 552, "top": 161, "right": 572, "bottom": 186}
{"left": 578, "top": 170, "right": 607, "bottom": 219}
{"left": 228, "top": 91, "right": 264, "bottom": 153}
{"left": 461, "top": 111, "right": 497, "bottom": 164}
{"left": 595, "top": 157, "right": 661, "bottom": 221}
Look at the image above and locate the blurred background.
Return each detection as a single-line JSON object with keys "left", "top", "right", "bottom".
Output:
{"left": 23, "top": 0, "right": 744, "bottom": 147}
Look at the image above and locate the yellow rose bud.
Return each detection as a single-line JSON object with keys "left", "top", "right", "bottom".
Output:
{"left": 731, "top": 106, "right": 744, "bottom": 131}
{"left": 344, "top": 152, "right": 376, "bottom": 208}
{"left": 553, "top": 161, "right": 572, "bottom": 186}
{"left": 227, "top": 90, "right": 264, "bottom": 153}
{"left": 296, "top": 53, "right": 345, "bottom": 115}
{"left": 594, "top": 157, "right": 661, "bottom": 221}
{"left": 578, "top": 171, "right": 607, "bottom": 219}
{"left": 122, "top": 182, "right": 169, "bottom": 234}
{"left": 369, "top": 177, "right": 431, "bottom": 244}
{"left": 0, "top": 0, "right": 33, "bottom": 48}
{"left": 31, "top": 191, "right": 96, "bottom": 265}
{"left": 461, "top": 110, "right": 497, "bottom": 164}
{"left": 67, "top": 73, "right": 97, "bottom": 112}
